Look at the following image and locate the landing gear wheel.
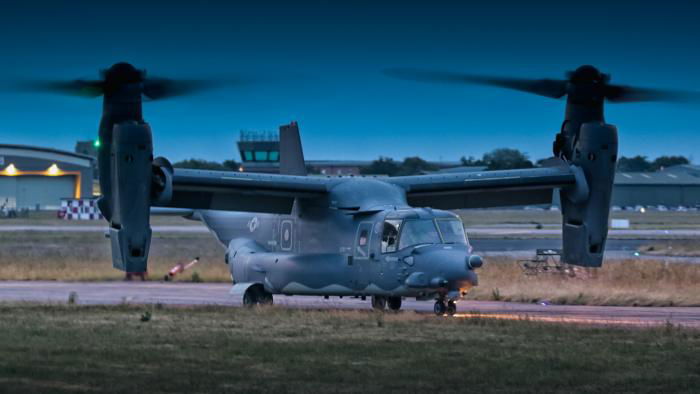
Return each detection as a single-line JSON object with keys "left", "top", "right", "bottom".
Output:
{"left": 446, "top": 301, "right": 457, "bottom": 316}
{"left": 243, "top": 286, "right": 273, "bottom": 307}
{"left": 387, "top": 296, "right": 402, "bottom": 311}
{"left": 243, "top": 288, "right": 258, "bottom": 307}
{"left": 371, "top": 296, "right": 387, "bottom": 311}
{"left": 434, "top": 300, "right": 447, "bottom": 316}
{"left": 259, "top": 291, "right": 274, "bottom": 305}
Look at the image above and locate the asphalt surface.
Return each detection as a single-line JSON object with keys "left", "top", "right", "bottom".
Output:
{"left": 1, "top": 281, "right": 698, "bottom": 328}
{"left": 2, "top": 225, "right": 700, "bottom": 238}
{"left": 471, "top": 238, "right": 647, "bottom": 252}
{"left": 4, "top": 225, "right": 699, "bottom": 261}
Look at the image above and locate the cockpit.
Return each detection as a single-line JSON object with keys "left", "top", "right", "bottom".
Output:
{"left": 381, "top": 217, "right": 469, "bottom": 253}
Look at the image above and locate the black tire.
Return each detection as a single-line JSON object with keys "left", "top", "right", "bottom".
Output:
{"left": 447, "top": 301, "right": 457, "bottom": 316}
{"left": 371, "top": 296, "right": 387, "bottom": 310}
{"left": 242, "top": 288, "right": 258, "bottom": 307}
{"left": 434, "top": 300, "right": 447, "bottom": 316}
{"left": 259, "top": 291, "right": 274, "bottom": 305}
{"left": 387, "top": 296, "right": 402, "bottom": 311}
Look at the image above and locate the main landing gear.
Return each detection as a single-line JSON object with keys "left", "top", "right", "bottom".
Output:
{"left": 434, "top": 298, "right": 457, "bottom": 316}
{"left": 371, "top": 296, "right": 402, "bottom": 311}
{"left": 242, "top": 285, "right": 273, "bottom": 307}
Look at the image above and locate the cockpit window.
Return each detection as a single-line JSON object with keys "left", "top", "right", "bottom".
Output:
{"left": 381, "top": 220, "right": 402, "bottom": 253}
{"left": 436, "top": 219, "right": 468, "bottom": 245}
{"left": 398, "top": 219, "right": 441, "bottom": 250}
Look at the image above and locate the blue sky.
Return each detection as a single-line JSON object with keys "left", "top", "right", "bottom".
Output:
{"left": 0, "top": 0, "right": 698, "bottom": 163}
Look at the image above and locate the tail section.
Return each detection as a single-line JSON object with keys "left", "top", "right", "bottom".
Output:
{"left": 279, "top": 121, "right": 307, "bottom": 176}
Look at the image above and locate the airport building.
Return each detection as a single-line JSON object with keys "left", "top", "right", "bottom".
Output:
{"left": 236, "top": 131, "right": 459, "bottom": 175}
{"left": 0, "top": 144, "right": 95, "bottom": 210}
{"left": 3, "top": 136, "right": 699, "bottom": 211}
{"left": 611, "top": 165, "right": 700, "bottom": 208}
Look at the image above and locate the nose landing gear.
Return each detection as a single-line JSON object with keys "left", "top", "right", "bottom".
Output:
{"left": 371, "top": 295, "right": 387, "bottom": 310}
{"left": 242, "top": 285, "right": 273, "bottom": 307}
{"left": 371, "top": 296, "right": 402, "bottom": 311}
{"left": 434, "top": 298, "right": 457, "bottom": 316}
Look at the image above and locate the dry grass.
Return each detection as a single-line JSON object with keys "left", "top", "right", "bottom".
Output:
{"left": 469, "top": 257, "right": 700, "bottom": 306}
{"left": 0, "top": 210, "right": 203, "bottom": 226}
{"left": 456, "top": 209, "right": 700, "bottom": 229}
{"left": 0, "top": 232, "right": 229, "bottom": 282}
{"left": 0, "top": 304, "right": 699, "bottom": 393}
{"left": 2, "top": 231, "right": 700, "bottom": 307}
{"left": 4, "top": 208, "right": 700, "bottom": 229}
{"left": 639, "top": 240, "right": 700, "bottom": 257}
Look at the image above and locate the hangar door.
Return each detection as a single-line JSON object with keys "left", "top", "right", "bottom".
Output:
{"left": 0, "top": 176, "right": 17, "bottom": 208}
{"left": 15, "top": 176, "right": 75, "bottom": 210}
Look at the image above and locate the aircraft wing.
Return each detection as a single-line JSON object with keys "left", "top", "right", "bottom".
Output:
{"left": 386, "top": 166, "right": 578, "bottom": 209}
{"left": 157, "top": 169, "right": 330, "bottom": 214}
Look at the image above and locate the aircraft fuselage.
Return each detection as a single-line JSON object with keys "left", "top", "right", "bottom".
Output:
{"left": 198, "top": 177, "right": 481, "bottom": 302}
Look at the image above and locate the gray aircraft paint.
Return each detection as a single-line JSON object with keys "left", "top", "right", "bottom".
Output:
{"left": 28, "top": 63, "right": 629, "bottom": 312}
{"left": 196, "top": 175, "right": 493, "bottom": 302}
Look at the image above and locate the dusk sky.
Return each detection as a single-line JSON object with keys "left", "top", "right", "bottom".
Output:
{"left": 0, "top": 1, "right": 698, "bottom": 163}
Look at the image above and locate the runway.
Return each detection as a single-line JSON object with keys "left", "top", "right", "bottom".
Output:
{"left": 471, "top": 238, "right": 647, "bottom": 252}
{"left": 1, "top": 281, "right": 698, "bottom": 328}
{"left": 2, "top": 225, "right": 700, "bottom": 238}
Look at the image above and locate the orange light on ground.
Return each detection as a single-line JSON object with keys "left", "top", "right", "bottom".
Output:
{"left": 452, "top": 313, "right": 662, "bottom": 327}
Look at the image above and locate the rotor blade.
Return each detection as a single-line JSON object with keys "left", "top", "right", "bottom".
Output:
{"left": 605, "top": 84, "right": 700, "bottom": 103}
{"left": 10, "top": 79, "right": 104, "bottom": 97}
{"left": 142, "top": 78, "right": 224, "bottom": 100}
{"left": 384, "top": 68, "right": 568, "bottom": 99}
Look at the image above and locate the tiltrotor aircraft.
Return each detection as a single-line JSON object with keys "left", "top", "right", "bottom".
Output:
{"left": 24, "top": 62, "right": 690, "bottom": 315}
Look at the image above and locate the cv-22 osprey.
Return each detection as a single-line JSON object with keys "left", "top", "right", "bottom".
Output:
{"left": 25, "top": 62, "right": 685, "bottom": 315}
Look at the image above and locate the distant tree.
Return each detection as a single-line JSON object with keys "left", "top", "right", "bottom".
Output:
{"left": 482, "top": 148, "right": 534, "bottom": 170}
{"left": 173, "top": 159, "right": 228, "bottom": 171}
{"left": 617, "top": 156, "right": 652, "bottom": 172}
{"left": 222, "top": 160, "right": 240, "bottom": 171}
{"left": 360, "top": 157, "right": 400, "bottom": 176}
{"left": 651, "top": 155, "right": 690, "bottom": 171}
{"left": 460, "top": 156, "right": 486, "bottom": 167}
{"left": 396, "top": 157, "right": 439, "bottom": 176}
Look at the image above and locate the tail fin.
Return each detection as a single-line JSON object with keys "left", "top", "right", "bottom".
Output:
{"left": 279, "top": 121, "right": 307, "bottom": 176}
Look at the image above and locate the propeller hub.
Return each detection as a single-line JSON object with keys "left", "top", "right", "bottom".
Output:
{"left": 101, "top": 63, "right": 145, "bottom": 94}
{"left": 568, "top": 65, "right": 608, "bottom": 85}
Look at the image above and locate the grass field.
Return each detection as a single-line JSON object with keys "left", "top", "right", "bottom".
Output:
{"left": 0, "top": 304, "right": 698, "bottom": 393}
{"left": 468, "top": 258, "right": 700, "bottom": 306}
{"left": 639, "top": 240, "right": 700, "bottom": 257}
{"left": 456, "top": 209, "right": 700, "bottom": 229}
{"left": 4, "top": 208, "right": 700, "bottom": 229}
{"left": 1, "top": 231, "right": 700, "bottom": 306}
{"left": 0, "top": 231, "right": 228, "bottom": 282}
{"left": 0, "top": 211, "right": 202, "bottom": 227}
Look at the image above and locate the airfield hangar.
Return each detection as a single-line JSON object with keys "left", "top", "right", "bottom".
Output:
{"left": 2, "top": 136, "right": 699, "bottom": 211}
{"left": 611, "top": 165, "right": 700, "bottom": 208}
{"left": 0, "top": 144, "right": 95, "bottom": 210}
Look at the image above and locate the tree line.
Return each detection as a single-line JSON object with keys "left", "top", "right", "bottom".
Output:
{"left": 173, "top": 151, "right": 691, "bottom": 175}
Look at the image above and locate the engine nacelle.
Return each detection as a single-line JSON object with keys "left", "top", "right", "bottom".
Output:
{"left": 559, "top": 122, "right": 618, "bottom": 267}
{"left": 106, "top": 122, "right": 154, "bottom": 273}
{"left": 151, "top": 156, "right": 174, "bottom": 206}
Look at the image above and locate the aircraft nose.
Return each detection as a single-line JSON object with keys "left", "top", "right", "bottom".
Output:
{"left": 421, "top": 247, "right": 481, "bottom": 281}
{"left": 404, "top": 247, "right": 481, "bottom": 289}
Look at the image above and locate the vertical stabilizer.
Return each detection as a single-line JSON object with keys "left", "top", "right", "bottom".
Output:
{"left": 279, "top": 121, "right": 307, "bottom": 176}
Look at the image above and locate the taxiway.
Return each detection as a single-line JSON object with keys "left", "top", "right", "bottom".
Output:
{"left": 1, "top": 281, "right": 698, "bottom": 328}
